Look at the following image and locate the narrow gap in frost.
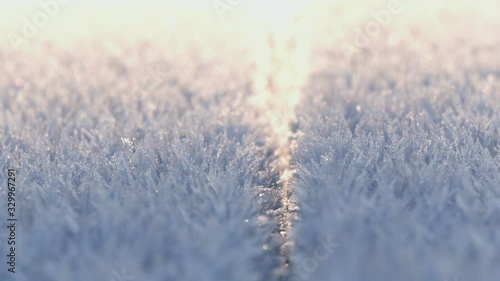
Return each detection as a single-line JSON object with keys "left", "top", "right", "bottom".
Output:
{"left": 251, "top": 16, "right": 310, "bottom": 280}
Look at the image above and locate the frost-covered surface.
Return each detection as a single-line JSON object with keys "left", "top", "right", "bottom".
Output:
{"left": 290, "top": 23, "right": 500, "bottom": 281}
{"left": 0, "top": 4, "right": 500, "bottom": 281}
{"left": 0, "top": 41, "right": 284, "bottom": 281}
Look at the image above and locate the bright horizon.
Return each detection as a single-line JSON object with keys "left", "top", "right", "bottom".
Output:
{"left": 1, "top": 0, "right": 499, "bottom": 49}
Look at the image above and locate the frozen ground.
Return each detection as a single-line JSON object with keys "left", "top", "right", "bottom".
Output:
{"left": 0, "top": 40, "right": 287, "bottom": 280}
{"left": 291, "top": 25, "right": 500, "bottom": 281}
{"left": 0, "top": 2, "right": 499, "bottom": 281}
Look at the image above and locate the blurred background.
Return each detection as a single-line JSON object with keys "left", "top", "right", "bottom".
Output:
{"left": 1, "top": 0, "right": 499, "bottom": 49}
